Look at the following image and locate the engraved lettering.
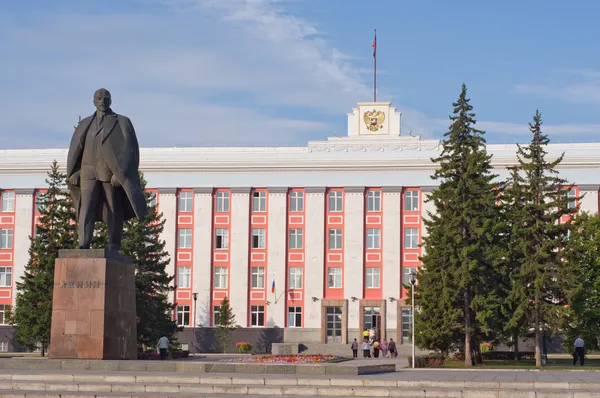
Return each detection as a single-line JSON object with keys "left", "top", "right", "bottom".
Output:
{"left": 58, "top": 280, "right": 101, "bottom": 288}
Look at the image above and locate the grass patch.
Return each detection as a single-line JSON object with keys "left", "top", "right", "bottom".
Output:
{"left": 444, "top": 358, "right": 600, "bottom": 370}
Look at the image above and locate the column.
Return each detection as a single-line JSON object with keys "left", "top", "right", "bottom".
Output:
{"left": 578, "top": 184, "right": 599, "bottom": 214}
{"left": 382, "top": 186, "right": 402, "bottom": 337}
{"left": 267, "top": 187, "right": 288, "bottom": 327}
{"left": 343, "top": 186, "right": 364, "bottom": 333}
{"left": 304, "top": 187, "right": 325, "bottom": 329}
{"left": 192, "top": 187, "right": 213, "bottom": 327}
{"left": 229, "top": 187, "right": 250, "bottom": 327}
{"left": 158, "top": 188, "right": 178, "bottom": 293}
{"left": 12, "top": 189, "right": 34, "bottom": 307}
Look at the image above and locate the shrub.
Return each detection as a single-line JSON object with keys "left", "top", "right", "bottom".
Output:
{"left": 480, "top": 342, "right": 494, "bottom": 352}
{"left": 481, "top": 351, "right": 534, "bottom": 360}
{"left": 408, "top": 354, "right": 445, "bottom": 368}
{"left": 451, "top": 352, "right": 465, "bottom": 361}
{"left": 236, "top": 341, "right": 252, "bottom": 353}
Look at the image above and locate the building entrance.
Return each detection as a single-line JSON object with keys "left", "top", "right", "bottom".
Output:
{"left": 325, "top": 306, "right": 342, "bottom": 343}
{"left": 363, "top": 306, "right": 381, "bottom": 340}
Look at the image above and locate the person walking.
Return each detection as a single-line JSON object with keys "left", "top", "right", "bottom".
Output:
{"left": 157, "top": 335, "right": 170, "bottom": 360}
{"left": 388, "top": 338, "right": 397, "bottom": 358}
{"left": 362, "top": 340, "right": 371, "bottom": 358}
{"left": 573, "top": 336, "right": 585, "bottom": 366}
{"left": 380, "top": 339, "right": 389, "bottom": 358}
{"left": 351, "top": 338, "right": 359, "bottom": 359}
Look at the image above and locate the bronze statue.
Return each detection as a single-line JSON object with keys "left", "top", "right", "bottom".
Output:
{"left": 66, "top": 89, "right": 147, "bottom": 252}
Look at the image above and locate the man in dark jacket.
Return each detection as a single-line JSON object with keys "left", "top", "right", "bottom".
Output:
{"left": 66, "top": 88, "right": 147, "bottom": 252}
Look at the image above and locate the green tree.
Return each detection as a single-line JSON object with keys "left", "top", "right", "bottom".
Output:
{"left": 561, "top": 212, "right": 600, "bottom": 352}
{"left": 94, "top": 174, "right": 179, "bottom": 346}
{"left": 12, "top": 161, "right": 77, "bottom": 355}
{"left": 417, "top": 84, "right": 505, "bottom": 366}
{"left": 508, "top": 110, "right": 578, "bottom": 367}
{"left": 213, "top": 297, "right": 237, "bottom": 353}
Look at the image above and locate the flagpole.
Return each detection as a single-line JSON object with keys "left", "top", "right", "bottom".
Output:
{"left": 373, "top": 29, "right": 377, "bottom": 102}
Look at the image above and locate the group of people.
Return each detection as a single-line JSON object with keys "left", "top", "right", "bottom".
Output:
{"left": 351, "top": 329, "right": 398, "bottom": 359}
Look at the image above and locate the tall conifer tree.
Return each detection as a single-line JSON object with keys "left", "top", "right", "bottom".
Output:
{"left": 509, "top": 110, "right": 578, "bottom": 366}
{"left": 12, "top": 161, "right": 77, "bottom": 355}
{"left": 417, "top": 84, "right": 504, "bottom": 366}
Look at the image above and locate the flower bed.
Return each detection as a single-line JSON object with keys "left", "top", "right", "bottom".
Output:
{"left": 222, "top": 354, "right": 345, "bottom": 363}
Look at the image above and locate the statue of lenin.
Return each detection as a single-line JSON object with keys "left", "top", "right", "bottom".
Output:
{"left": 66, "top": 88, "right": 148, "bottom": 252}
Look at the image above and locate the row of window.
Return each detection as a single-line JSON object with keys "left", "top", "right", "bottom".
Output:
{"left": 194, "top": 265, "right": 418, "bottom": 290}
{"left": 176, "top": 227, "right": 420, "bottom": 250}
{"left": 175, "top": 190, "right": 422, "bottom": 214}
{"left": 176, "top": 304, "right": 303, "bottom": 327}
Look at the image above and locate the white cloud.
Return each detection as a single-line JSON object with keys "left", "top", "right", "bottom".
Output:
{"left": 478, "top": 121, "right": 600, "bottom": 139}
{"left": 515, "top": 69, "right": 600, "bottom": 105}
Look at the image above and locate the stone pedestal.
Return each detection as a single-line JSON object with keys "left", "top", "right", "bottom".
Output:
{"left": 49, "top": 249, "right": 137, "bottom": 360}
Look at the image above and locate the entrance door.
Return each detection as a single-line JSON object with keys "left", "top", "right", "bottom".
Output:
{"left": 326, "top": 306, "right": 342, "bottom": 343}
{"left": 363, "top": 307, "right": 381, "bottom": 339}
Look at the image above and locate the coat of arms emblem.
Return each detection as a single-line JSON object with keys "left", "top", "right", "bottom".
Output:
{"left": 363, "top": 109, "right": 385, "bottom": 132}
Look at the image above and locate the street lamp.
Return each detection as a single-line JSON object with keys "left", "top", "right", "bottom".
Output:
{"left": 410, "top": 271, "right": 417, "bottom": 369}
{"left": 192, "top": 292, "right": 198, "bottom": 357}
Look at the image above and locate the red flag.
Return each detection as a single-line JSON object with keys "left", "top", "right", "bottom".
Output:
{"left": 372, "top": 31, "right": 377, "bottom": 58}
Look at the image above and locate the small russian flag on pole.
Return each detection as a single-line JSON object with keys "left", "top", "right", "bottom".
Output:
{"left": 271, "top": 280, "right": 275, "bottom": 294}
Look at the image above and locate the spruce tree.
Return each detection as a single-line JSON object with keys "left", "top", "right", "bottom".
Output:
{"left": 562, "top": 213, "right": 600, "bottom": 352}
{"left": 213, "top": 297, "right": 237, "bottom": 353}
{"left": 417, "top": 84, "right": 504, "bottom": 366}
{"left": 509, "top": 110, "right": 578, "bottom": 367}
{"left": 12, "top": 161, "right": 77, "bottom": 355}
{"left": 93, "top": 174, "right": 179, "bottom": 346}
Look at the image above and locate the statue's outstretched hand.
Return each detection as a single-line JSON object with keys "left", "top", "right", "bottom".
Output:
{"left": 110, "top": 175, "right": 121, "bottom": 188}
{"left": 68, "top": 172, "right": 80, "bottom": 186}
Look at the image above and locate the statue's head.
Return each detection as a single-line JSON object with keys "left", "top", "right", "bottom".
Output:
{"left": 94, "top": 88, "right": 112, "bottom": 113}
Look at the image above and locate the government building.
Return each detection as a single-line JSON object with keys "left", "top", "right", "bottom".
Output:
{"left": 0, "top": 102, "right": 598, "bottom": 353}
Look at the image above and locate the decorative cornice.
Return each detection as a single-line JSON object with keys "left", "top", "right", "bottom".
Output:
{"left": 14, "top": 188, "right": 35, "bottom": 195}
{"left": 305, "top": 186, "right": 326, "bottom": 194}
{"left": 158, "top": 188, "right": 177, "bottom": 195}
{"left": 344, "top": 186, "right": 365, "bottom": 193}
{"left": 307, "top": 141, "right": 440, "bottom": 153}
{"left": 382, "top": 186, "right": 403, "bottom": 193}
{"left": 268, "top": 187, "right": 289, "bottom": 194}
{"left": 230, "top": 187, "right": 251, "bottom": 194}
{"left": 193, "top": 187, "right": 214, "bottom": 194}
{"left": 578, "top": 184, "right": 600, "bottom": 191}
{"left": 420, "top": 185, "right": 437, "bottom": 193}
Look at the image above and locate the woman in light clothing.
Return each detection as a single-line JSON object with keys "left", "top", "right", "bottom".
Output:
{"left": 362, "top": 341, "right": 371, "bottom": 358}
{"left": 380, "top": 339, "right": 389, "bottom": 358}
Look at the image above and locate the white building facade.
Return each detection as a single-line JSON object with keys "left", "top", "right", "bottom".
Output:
{"left": 0, "top": 102, "right": 598, "bottom": 351}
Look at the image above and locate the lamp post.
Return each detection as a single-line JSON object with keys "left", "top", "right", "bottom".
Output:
{"left": 410, "top": 271, "right": 417, "bottom": 369}
{"left": 192, "top": 293, "right": 198, "bottom": 357}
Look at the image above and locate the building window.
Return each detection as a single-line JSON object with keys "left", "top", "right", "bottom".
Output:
{"left": 568, "top": 188, "right": 577, "bottom": 209}
{"left": 328, "top": 228, "right": 342, "bottom": 250}
{"left": 405, "top": 190, "right": 419, "bottom": 212}
{"left": 366, "top": 228, "right": 381, "bottom": 249}
{"left": 403, "top": 267, "right": 417, "bottom": 286}
{"left": 366, "top": 267, "right": 380, "bottom": 289}
{"left": 288, "top": 306, "right": 302, "bottom": 327}
{"left": 289, "top": 228, "right": 303, "bottom": 249}
{"left": 327, "top": 267, "right": 342, "bottom": 288}
{"left": 216, "top": 191, "right": 230, "bottom": 212}
{"left": 178, "top": 228, "right": 192, "bottom": 249}
{"left": 251, "top": 228, "right": 266, "bottom": 249}
{"left": 0, "top": 305, "right": 9, "bottom": 325}
{"left": 328, "top": 191, "right": 343, "bottom": 212}
{"left": 251, "top": 266, "right": 265, "bottom": 289}
{"left": 290, "top": 191, "right": 304, "bottom": 212}
{"left": 177, "top": 305, "right": 190, "bottom": 326}
{"left": 1, "top": 192, "right": 14, "bottom": 213}
{"left": 366, "top": 190, "right": 381, "bottom": 212}
{"left": 402, "top": 308, "right": 412, "bottom": 344}
{"left": 0, "top": 229, "right": 12, "bottom": 249}
{"left": 252, "top": 191, "right": 266, "bottom": 212}
{"left": 178, "top": 191, "right": 193, "bottom": 212}
{"left": 288, "top": 267, "right": 303, "bottom": 289}
{"left": 213, "top": 305, "right": 221, "bottom": 324}
{"left": 177, "top": 266, "right": 191, "bottom": 288}
{"left": 215, "top": 228, "right": 229, "bottom": 249}
{"left": 0, "top": 342, "right": 6, "bottom": 352}
{"left": 251, "top": 305, "right": 265, "bottom": 326}
{"left": 35, "top": 192, "right": 44, "bottom": 212}
{"left": 214, "top": 267, "right": 228, "bottom": 289}
{"left": 404, "top": 228, "right": 419, "bottom": 249}
{"left": 148, "top": 192, "right": 157, "bottom": 208}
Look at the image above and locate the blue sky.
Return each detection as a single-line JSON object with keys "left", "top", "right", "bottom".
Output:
{"left": 1, "top": 0, "right": 599, "bottom": 148}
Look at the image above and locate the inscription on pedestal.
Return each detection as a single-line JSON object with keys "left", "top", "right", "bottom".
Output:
{"left": 59, "top": 280, "right": 101, "bottom": 288}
